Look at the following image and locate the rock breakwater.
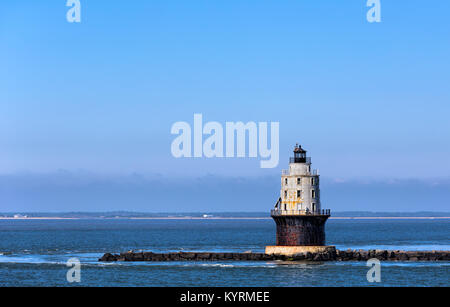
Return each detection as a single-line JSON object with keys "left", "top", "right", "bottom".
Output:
{"left": 99, "top": 249, "right": 450, "bottom": 262}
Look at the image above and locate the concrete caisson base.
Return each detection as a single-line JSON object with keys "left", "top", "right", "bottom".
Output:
{"left": 265, "top": 245, "right": 336, "bottom": 256}
{"left": 272, "top": 215, "right": 329, "bottom": 246}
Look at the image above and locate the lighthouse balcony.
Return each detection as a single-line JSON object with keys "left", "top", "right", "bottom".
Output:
{"left": 271, "top": 209, "right": 331, "bottom": 217}
{"left": 282, "top": 169, "right": 319, "bottom": 176}
{"left": 289, "top": 157, "right": 311, "bottom": 164}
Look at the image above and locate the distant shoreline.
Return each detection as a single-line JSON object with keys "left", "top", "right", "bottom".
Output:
{"left": 0, "top": 217, "right": 78, "bottom": 220}
{"left": 0, "top": 216, "right": 449, "bottom": 220}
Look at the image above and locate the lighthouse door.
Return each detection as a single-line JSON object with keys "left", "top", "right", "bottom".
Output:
{"left": 312, "top": 203, "right": 316, "bottom": 213}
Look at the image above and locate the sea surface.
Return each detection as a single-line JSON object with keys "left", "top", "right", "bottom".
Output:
{"left": 0, "top": 219, "right": 448, "bottom": 287}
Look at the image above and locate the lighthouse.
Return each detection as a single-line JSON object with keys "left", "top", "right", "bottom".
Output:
{"left": 265, "top": 144, "right": 335, "bottom": 256}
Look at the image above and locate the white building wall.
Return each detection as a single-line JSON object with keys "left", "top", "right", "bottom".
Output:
{"left": 279, "top": 162, "right": 321, "bottom": 213}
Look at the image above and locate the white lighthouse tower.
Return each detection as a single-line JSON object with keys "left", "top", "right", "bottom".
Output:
{"left": 265, "top": 144, "right": 334, "bottom": 256}
{"left": 276, "top": 144, "right": 321, "bottom": 214}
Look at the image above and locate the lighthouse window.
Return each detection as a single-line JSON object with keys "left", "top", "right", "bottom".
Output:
{"left": 311, "top": 178, "right": 314, "bottom": 185}
{"left": 284, "top": 190, "right": 287, "bottom": 198}
{"left": 311, "top": 190, "right": 316, "bottom": 198}
{"left": 297, "top": 178, "right": 301, "bottom": 185}
{"left": 285, "top": 178, "right": 288, "bottom": 185}
{"left": 297, "top": 190, "right": 301, "bottom": 198}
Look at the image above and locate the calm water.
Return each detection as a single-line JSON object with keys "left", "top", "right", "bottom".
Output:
{"left": 0, "top": 219, "right": 448, "bottom": 287}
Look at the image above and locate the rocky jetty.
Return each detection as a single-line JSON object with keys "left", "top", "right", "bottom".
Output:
{"left": 99, "top": 249, "right": 450, "bottom": 262}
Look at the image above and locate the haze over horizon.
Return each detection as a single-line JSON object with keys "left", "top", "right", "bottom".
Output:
{"left": 1, "top": 171, "right": 449, "bottom": 212}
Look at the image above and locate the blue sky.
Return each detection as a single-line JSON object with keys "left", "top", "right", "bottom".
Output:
{"left": 1, "top": 1, "right": 449, "bottom": 211}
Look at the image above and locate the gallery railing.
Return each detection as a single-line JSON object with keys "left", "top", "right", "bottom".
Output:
{"left": 289, "top": 157, "right": 311, "bottom": 164}
{"left": 271, "top": 209, "right": 331, "bottom": 216}
{"left": 281, "top": 168, "right": 319, "bottom": 176}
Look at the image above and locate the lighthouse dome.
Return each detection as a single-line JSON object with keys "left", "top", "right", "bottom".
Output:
{"left": 293, "top": 144, "right": 306, "bottom": 153}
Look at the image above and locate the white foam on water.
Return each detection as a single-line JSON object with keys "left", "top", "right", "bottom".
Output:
{"left": 334, "top": 261, "right": 450, "bottom": 268}
{"left": 199, "top": 263, "right": 235, "bottom": 268}
{"left": 0, "top": 254, "right": 63, "bottom": 265}
{"left": 0, "top": 252, "right": 103, "bottom": 265}
{"left": 380, "top": 262, "right": 450, "bottom": 267}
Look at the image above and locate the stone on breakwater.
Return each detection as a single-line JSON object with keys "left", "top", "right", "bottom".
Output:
{"left": 98, "top": 250, "right": 450, "bottom": 262}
